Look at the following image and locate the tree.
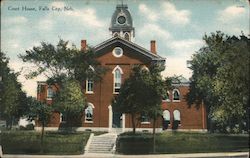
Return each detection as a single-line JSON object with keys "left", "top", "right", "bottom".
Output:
{"left": 26, "top": 97, "right": 52, "bottom": 153}
{"left": 19, "top": 39, "right": 106, "bottom": 127}
{"left": 188, "top": 31, "right": 250, "bottom": 133}
{"left": 52, "top": 79, "right": 86, "bottom": 127}
{"left": 0, "top": 52, "right": 28, "bottom": 129}
{"left": 112, "top": 65, "right": 166, "bottom": 135}
{"left": 143, "top": 65, "right": 166, "bottom": 153}
{"left": 19, "top": 39, "right": 106, "bottom": 88}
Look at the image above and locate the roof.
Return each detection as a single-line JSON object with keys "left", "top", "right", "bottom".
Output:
{"left": 171, "top": 75, "right": 190, "bottom": 86}
{"left": 94, "top": 36, "right": 165, "bottom": 62}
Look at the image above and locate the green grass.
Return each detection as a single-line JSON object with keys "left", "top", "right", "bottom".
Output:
{"left": 0, "top": 131, "right": 91, "bottom": 155}
{"left": 117, "top": 132, "right": 249, "bottom": 154}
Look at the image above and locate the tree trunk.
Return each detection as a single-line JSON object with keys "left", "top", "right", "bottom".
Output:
{"left": 153, "top": 116, "right": 156, "bottom": 153}
{"left": 41, "top": 121, "right": 45, "bottom": 153}
{"left": 131, "top": 113, "right": 136, "bottom": 134}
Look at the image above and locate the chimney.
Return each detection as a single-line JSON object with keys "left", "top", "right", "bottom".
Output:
{"left": 150, "top": 40, "right": 156, "bottom": 54}
{"left": 81, "top": 40, "right": 87, "bottom": 51}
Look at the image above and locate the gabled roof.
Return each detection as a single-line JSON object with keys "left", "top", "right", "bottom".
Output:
{"left": 94, "top": 36, "right": 165, "bottom": 62}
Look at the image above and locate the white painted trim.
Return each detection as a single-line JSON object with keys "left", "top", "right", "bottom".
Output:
{"left": 35, "top": 127, "right": 208, "bottom": 133}
{"left": 172, "top": 88, "right": 181, "bottom": 101}
{"left": 112, "top": 47, "right": 123, "bottom": 58}
{"left": 141, "top": 122, "right": 150, "bottom": 124}
{"left": 122, "top": 114, "right": 125, "bottom": 132}
{"left": 85, "top": 79, "right": 94, "bottom": 94}
{"left": 108, "top": 105, "right": 113, "bottom": 132}
{"left": 84, "top": 133, "right": 94, "bottom": 153}
{"left": 112, "top": 65, "right": 123, "bottom": 94}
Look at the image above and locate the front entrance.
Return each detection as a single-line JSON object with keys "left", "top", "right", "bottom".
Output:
{"left": 112, "top": 112, "right": 122, "bottom": 128}
{"left": 108, "top": 105, "right": 125, "bottom": 133}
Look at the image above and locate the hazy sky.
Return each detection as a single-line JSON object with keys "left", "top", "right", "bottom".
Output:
{"left": 1, "top": 0, "right": 249, "bottom": 97}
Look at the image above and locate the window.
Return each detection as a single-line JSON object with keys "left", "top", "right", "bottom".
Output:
{"left": 86, "top": 79, "right": 94, "bottom": 93}
{"left": 173, "top": 89, "right": 180, "bottom": 101}
{"left": 113, "top": 32, "right": 119, "bottom": 37}
{"left": 162, "top": 91, "right": 170, "bottom": 102}
{"left": 173, "top": 110, "right": 181, "bottom": 121}
{"left": 47, "top": 86, "right": 53, "bottom": 99}
{"left": 60, "top": 113, "right": 66, "bottom": 122}
{"left": 163, "top": 110, "right": 170, "bottom": 121}
{"left": 112, "top": 66, "right": 123, "bottom": 94}
{"left": 141, "top": 113, "right": 150, "bottom": 124}
{"left": 163, "top": 110, "right": 170, "bottom": 130}
{"left": 85, "top": 103, "right": 94, "bottom": 122}
{"left": 112, "top": 47, "right": 123, "bottom": 58}
{"left": 124, "top": 32, "right": 130, "bottom": 41}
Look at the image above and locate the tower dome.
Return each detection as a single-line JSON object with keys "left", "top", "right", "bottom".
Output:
{"left": 109, "top": 4, "right": 135, "bottom": 41}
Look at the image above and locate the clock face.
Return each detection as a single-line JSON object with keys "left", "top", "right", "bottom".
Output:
{"left": 117, "top": 16, "right": 126, "bottom": 24}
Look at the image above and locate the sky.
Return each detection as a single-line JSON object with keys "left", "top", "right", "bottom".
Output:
{"left": 1, "top": 0, "right": 249, "bottom": 97}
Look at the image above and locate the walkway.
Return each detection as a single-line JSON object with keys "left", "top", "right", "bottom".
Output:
{"left": 2, "top": 152, "right": 249, "bottom": 158}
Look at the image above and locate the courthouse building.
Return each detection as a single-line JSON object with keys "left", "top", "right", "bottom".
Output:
{"left": 37, "top": 4, "right": 207, "bottom": 132}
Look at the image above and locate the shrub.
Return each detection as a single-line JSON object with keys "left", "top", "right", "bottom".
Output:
{"left": 116, "top": 132, "right": 153, "bottom": 154}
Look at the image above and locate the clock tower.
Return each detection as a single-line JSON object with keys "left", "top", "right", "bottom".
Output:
{"left": 109, "top": 4, "right": 135, "bottom": 41}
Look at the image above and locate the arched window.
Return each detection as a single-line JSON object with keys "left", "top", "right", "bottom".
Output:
{"left": 173, "top": 89, "right": 180, "bottom": 101}
{"left": 163, "top": 110, "right": 170, "bottom": 121}
{"left": 112, "top": 66, "right": 123, "bottom": 94}
{"left": 113, "top": 32, "right": 119, "bottom": 37}
{"left": 162, "top": 91, "right": 170, "bottom": 102}
{"left": 124, "top": 32, "right": 130, "bottom": 41}
{"left": 141, "top": 113, "right": 150, "bottom": 124}
{"left": 47, "top": 86, "right": 53, "bottom": 99}
{"left": 85, "top": 103, "right": 94, "bottom": 122}
{"left": 86, "top": 66, "right": 95, "bottom": 93}
{"left": 173, "top": 110, "right": 181, "bottom": 121}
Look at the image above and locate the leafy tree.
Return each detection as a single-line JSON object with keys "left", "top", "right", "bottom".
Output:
{"left": 26, "top": 97, "right": 52, "bottom": 153}
{"left": 188, "top": 31, "right": 250, "bottom": 133}
{"left": 53, "top": 79, "right": 86, "bottom": 127}
{"left": 0, "top": 52, "right": 28, "bottom": 129}
{"left": 19, "top": 39, "right": 106, "bottom": 88}
{"left": 19, "top": 39, "right": 106, "bottom": 127}
{"left": 113, "top": 65, "right": 166, "bottom": 135}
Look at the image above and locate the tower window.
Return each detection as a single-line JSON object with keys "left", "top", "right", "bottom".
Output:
{"left": 117, "top": 16, "right": 126, "bottom": 24}
{"left": 113, "top": 32, "right": 119, "bottom": 37}
{"left": 124, "top": 33, "right": 130, "bottom": 41}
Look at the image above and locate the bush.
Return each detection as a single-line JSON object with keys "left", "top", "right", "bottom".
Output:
{"left": 116, "top": 132, "right": 153, "bottom": 154}
{"left": 19, "top": 124, "right": 34, "bottom": 130}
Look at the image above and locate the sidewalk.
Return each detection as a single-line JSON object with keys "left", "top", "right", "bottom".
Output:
{"left": 2, "top": 152, "right": 249, "bottom": 158}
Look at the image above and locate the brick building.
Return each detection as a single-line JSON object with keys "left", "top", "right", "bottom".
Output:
{"left": 37, "top": 4, "right": 207, "bottom": 132}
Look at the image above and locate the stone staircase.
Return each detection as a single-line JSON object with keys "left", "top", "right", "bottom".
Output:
{"left": 85, "top": 133, "right": 117, "bottom": 154}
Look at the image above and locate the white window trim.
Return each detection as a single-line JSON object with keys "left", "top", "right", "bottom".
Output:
{"left": 112, "top": 65, "right": 123, "bottom": 94}
{"left": 173, "top": 110, "right": 181, "bottom": 121}
{"left": 141, "top": 121, "right": 151, "bottom": 124}
{"left": 163, "top": 110, "right": 170, "bottom": 121}
{"left": 86, "top": 79, "right": 94, "bottom": 94}
{"left": 113, "top": 32, "right": 119, "bottom": 37}
{"left": 47, "top": 86, "right": 53, "bottom": 100}
{"left": 60, "top": 113, "right": 66, "bottom": 123}
{"left": 85, "top": 103, "right": 94, "bottom": 123}
{"left": 162, "top": 91, "right": 171, "bottom": 102}
{"left": 172, "top": 89, "right": 181, "bottom": 102}
{"left": 112, "top": 47, "right": 123, "bottom": 58}
{"left": 124, "top": 32, "right": 130, "bottom": 41}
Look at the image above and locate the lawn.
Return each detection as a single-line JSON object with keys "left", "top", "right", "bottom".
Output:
{"left": 0, "top": 131, "right": 91, "bottom": 155}
{"left": 116, "top": 132, "right": 249, "bottom": 154}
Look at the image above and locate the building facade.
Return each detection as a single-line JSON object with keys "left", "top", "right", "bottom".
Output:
{"left": 37, "top": 4, "right": 207, "bottom": 132}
